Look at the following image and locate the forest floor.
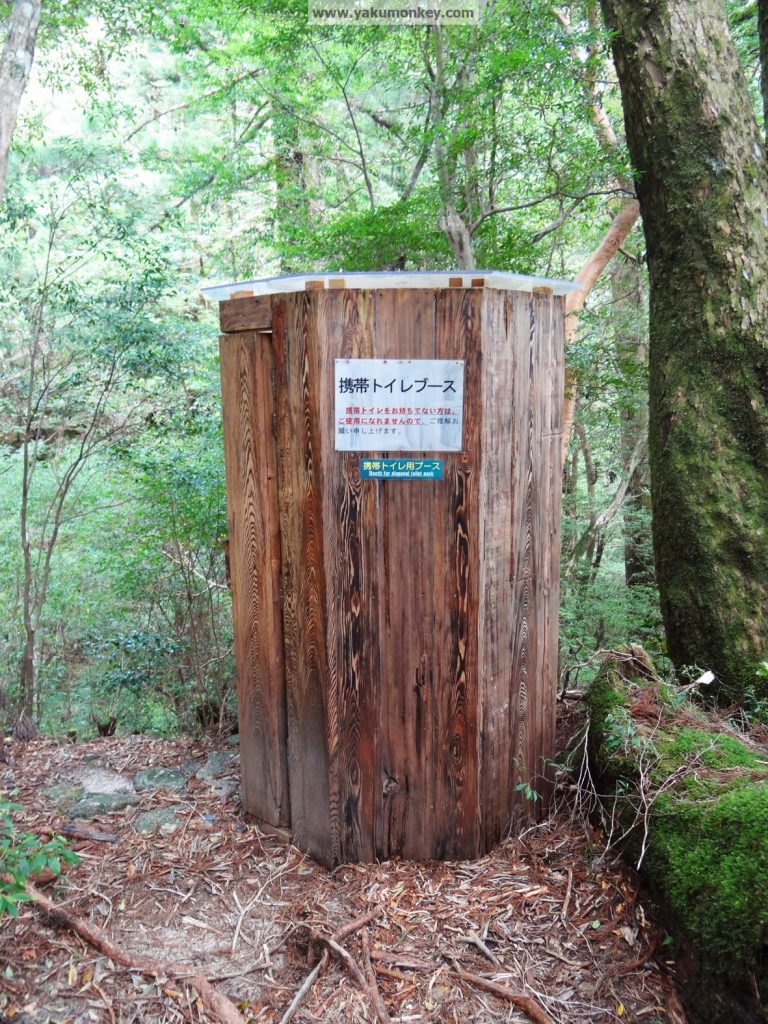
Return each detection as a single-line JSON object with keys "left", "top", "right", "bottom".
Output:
{"left": 0, "top": 710, "right": 686, "bottom": 1024}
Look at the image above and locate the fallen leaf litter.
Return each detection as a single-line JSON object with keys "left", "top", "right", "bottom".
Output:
{"left": 0, "top": 730, "right": 679, "bottom": 1024}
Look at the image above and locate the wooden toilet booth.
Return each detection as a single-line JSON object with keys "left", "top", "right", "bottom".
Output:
{"left": 208, "top": 270, "right": 574, "bottom": 866}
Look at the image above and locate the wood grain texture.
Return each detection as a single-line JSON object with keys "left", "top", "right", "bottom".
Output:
{"left": 219, "top": 331, "right": 289, "bottom": 827}
{"left": 531, "top": 292, "right": 560, "bottom": 806}
{"left": 314, "top": 289, "right": 379, "bottom": 863}
{"left": 478, "top": 290, "right": 562, "bottom": 837}
{"left": 221, "top": 283, "right": 564, "bottom": 863}
{"left": 220, "top": 295, "right": 272, "bottom": 333}
{"left": 541, "top": 297, "right": 565, "bottom": 802}
{"left": 478, "top": 289, "right": 516, "bottom": 847}
{"left": 433, "top": 288, "right": 481, "bottom": 859}
{"left": 272, "top": 293, "right": 334, "bottom": 863}
{"left": 546, "top": 296, "right": 565, "bottom": 437}
{"left": 374, "top": 288, "right": 438, "bottom": 860}
{"left": 538, "top": 432, "right": 561, "bottom": 804}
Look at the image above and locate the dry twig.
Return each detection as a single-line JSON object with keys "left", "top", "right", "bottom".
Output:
{"left": 279, "top": 905, "right": 383, "bottom": 1024}
{"left": 459, "top": 932, "right": 502, "bottom": 967}
{"left": 26, "top": 883, "right": 247, "bottom": 1024}
{"left": 449, "top": 961, "right": 556, "bottom": 1024}
{"left": 361, "top": 928, "right": 392, "bottom": 1024}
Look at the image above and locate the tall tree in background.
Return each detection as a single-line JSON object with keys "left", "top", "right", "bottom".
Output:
{"left": 599, "top": 0, "right": 768, "bottom": 699}
{"left": 0, "top": 0, "right": 41, "bottom": 202}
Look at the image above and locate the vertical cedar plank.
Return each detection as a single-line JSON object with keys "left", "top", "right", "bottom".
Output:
{"left": 506, "top": 292, "right": 530, "bottom": 815}
{"left": 509, "top": 292, "right": 542, "bottom": 584}
{"left": 541, "top": 296, "right": 565, "bottom": 802}
{"left": 374, "top": 289, "right": 437, "bottom": 861}
{"left": 272, "top": 294, "right": 334, "bottom": 863}
{"left": 529, "top": 292, "right": 555, "bottom": 808}
{"left": 539, "top": 433, "right": 562, "bottom": 803}
{"left": 546, "top": 295, "right": 565, "bottom": 435}
{"left": 314, "top": 290, "right": 379, "bottom": 863}
{"left": 433, "top": 289, "right": 481, "bottom": 859}
{"left": 510, "top": 572, "right": 537, "bottom": 808}
{"left": 219, "top": 332, "right": 290, "bottom": 827}
{"left": 478, "top": 290, "right": 516, "bottom": 849}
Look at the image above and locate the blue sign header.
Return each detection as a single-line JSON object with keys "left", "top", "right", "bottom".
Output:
{"left": 359, "top": 458, "right": 444, "bottom": 480}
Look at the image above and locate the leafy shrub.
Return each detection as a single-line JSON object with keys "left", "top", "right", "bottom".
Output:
{"left": 0, "top": 799, "right": 79, "bottom": 917}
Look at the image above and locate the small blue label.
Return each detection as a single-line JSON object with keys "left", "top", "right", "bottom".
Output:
{"left": 359, "top": 458, "right": 444, "bottom": 480}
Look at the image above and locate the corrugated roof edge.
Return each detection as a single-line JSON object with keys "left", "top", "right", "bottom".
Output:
{"left": 200, "top": 269, "right": 579, "bottom": 302}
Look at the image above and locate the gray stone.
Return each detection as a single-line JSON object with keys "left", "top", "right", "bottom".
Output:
{"left": 76, "top": 767, "right": 133, "bottom": 794}
{"left": 43, "top": 784, "right": 84, "bottom": 812}
{"left": 210, "top": 779, "right": 239, "bottom": 802}
{"left": 133, "top": 767, "right": 187, "bottom": 792}
{"left": 180, "top": 757, "right": 203, "bottom": 777}
{"left": 133, "top": 807, "right": 183, "bottom": 834}
{"left": 195, "top": 751, "right": 237, "bottom": 782}
{"left": 69, "top": 792, "right": 139, "bottom": 819}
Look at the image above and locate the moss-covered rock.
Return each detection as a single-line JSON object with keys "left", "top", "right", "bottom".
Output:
{"left": 586, "top": 649, "right": 768, "bottom": 1024}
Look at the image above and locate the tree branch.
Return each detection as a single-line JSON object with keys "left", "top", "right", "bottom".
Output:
{"left": 26, "top": 883, "right": 246, "bottom": 1024}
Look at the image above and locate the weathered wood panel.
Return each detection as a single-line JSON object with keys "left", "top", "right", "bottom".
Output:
{"left": 314, "top": 289, "right": 379, "bottom": 863}
{"left": 509, "top": 292, "right": 542, "bottom": 584}
{"left": 221, "top": 282, "right": 564, "bottom": 863}
{"left": 219, "top": 332, "right": 289, "bottom": 827}
{"left": 541, "top": 296, "right": 565, "bottom": 803}
{"left": 479, "top": 290, "right": 560, "bottom": 833}
{"left": 505, "top": 293, "right": 534, "bottom": 817}
{"left": 532, "top": 291, "right": 559, "bottom": 806}
{"left": 539, "top": 431, "right": 562, "bottom": 803}
{"left": 545, "top": 295, "right": 565, "bottom": 436}
{"left": 478, "top": 289, "right": 517, "bottom": 848}
{"left": 220, "top": 295, "right": 272, "bottom": 333}
{"left": 272, "top": 293, "right": 334, "bottom": 862}
{"left": 432, "top": 288, "right": 481, "bottom": 859}
{"left": 374, "top": 288, "right": 438, "bottom": 860}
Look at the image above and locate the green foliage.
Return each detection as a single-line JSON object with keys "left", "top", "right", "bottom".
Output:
{"left": 514, "top": 779, "right": 541, "bottom": 803}
{"left": 602, "top": 711, "right": 651, "bottom": 757}
{"left": 586, "top": 668, "right": 645, "bottom": 783}
{"left": 587, "top": 659, "right": 768, "bottom": 1020}
{"left": 651, "top": 784, "right": 768, "bottom": 1003}
{"left": 0, "top": 0, "right": 666, "bottom": 739}
{"left": 0, "top": 799, "right": 79, "bottom": 917}
{"left": 742, "top": 678, "right": 768, "bottom": 725}
{"left": 658, "top": 727, "right": 762, "bottom": 772}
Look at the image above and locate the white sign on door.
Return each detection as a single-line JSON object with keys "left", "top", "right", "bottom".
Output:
{"left": 335, "top": 358, "right": 464, "bottom": 452}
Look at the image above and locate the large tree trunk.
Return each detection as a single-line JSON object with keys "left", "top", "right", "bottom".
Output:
{"left": 600, "top": 0, "right": 768, "bottom": 700}
{"left": 610, "top": 256, "right": 654, "bottom": 587}
{"left": 759, "top": 0, "right": 768, "bottom": 140}
{"left": 0, "top": 0, "right": 42, "bottom": 202}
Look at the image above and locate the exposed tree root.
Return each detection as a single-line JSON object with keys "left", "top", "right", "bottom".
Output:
{"left": 26, "top": 882, "right": 248, "bottom": 1024}
{"left": 449, "top": 961, "right": 556, "bottom": 1024}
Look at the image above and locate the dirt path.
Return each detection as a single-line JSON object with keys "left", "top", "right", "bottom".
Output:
{"left": 0, "top": 734, "right": 679, "bottom": 1024}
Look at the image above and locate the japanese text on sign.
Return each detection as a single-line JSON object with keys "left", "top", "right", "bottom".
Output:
{"left": 334, "top": 358, "right": 464, "bottom": 452}
{"left": 360, "top": 459, "right": 443, "bottom": 480}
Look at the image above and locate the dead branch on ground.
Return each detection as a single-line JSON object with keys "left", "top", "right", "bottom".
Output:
{"left": 280, "top": 904, "right": 384, "bottom": 1024}
{"left": 26, "top": 882, "right": 248, "bottom": 1024}
{"left": 448, "top": 960, "right": 556, "bottom": 1024}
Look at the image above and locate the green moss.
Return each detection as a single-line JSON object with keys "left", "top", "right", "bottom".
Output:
{"left": 586, "top": 654, "right": 768, "bottom": 1018}
{"left": 650, "top": 783, "right": 768, "bottom": 993}
{"left": 586, "top": 668, "right": 637, "bottom": 783}
{"left": 658, "top": 727, "right": 762, "bottom": 771}
{"left": 586, "top": 666, "right": 627, "bottom": 724}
